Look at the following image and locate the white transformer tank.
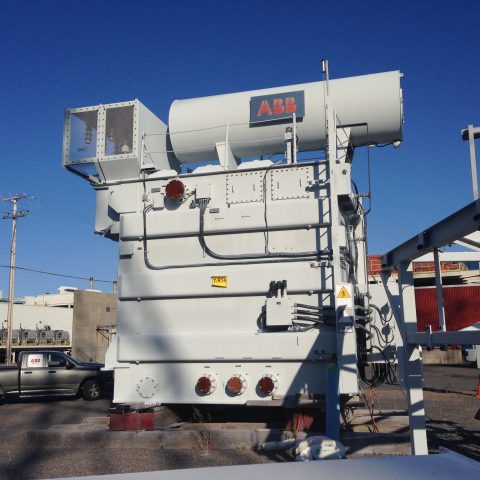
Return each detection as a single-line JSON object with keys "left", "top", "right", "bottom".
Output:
{"left": 64, "top": 69, "right": 402, "bottom": 406}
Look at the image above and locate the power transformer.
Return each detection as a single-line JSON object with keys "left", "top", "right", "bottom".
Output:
{"left": 63, "top": 70, "right": 402, "bottom": 405}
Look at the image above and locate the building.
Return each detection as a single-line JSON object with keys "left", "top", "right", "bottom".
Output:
{"left": 0, "top": 287, "right": 117, "bottom": 363}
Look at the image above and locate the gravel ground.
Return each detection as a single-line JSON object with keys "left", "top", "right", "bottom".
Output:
{"left": 0, "top": 437, "right": 278, "bottom": 480}
{"left": 370, "top": 365, "right": 480, "bottom": 460}
{"left": 0, "top": 398, "right": 283, "bottom": 479}
{"left": 425, "top": 390, "right": 480, "bottom": 460}
{"left": 0, "top": 365, "right": 478, "bottom": 479}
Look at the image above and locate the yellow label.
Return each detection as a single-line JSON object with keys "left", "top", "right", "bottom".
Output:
{"left": 211, "top": 276, "right": 228, "bottom": 288}
{"left": 337, "top": 286, "right": 351, "bottom": 299}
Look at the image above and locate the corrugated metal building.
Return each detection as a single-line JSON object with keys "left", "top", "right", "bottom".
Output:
{"left": 368, "top": 255, "right": 480, "bottom": 332}
{"left": 415, "top": 286, "right": 480, "bottom": 332}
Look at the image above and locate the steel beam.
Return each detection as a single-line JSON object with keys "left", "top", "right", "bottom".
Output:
{"left": 432, "top": 248, "right": 446, "bottom": 332}
{"left": 381, "top": 199, "right": 480, "bottom": 268}
{"left": 408, "top": 329, "right": 480, "bottom": 346}
{"left": 416, "top": 249, "right": 480, "bottom": 262}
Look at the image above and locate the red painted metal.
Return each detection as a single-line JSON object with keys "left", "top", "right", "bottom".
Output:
{"left": 258, "top": 376, "right": 275, "bottom": 395}
{"left": 284, "top": 409, "right": 323, "bottom": 432}
{"left": 415, "top": 286, "right": 480, "bottom": 332}
{"left": 367, "top": 256, "right": 479, "bottom": 333}
{"left": 196, "top": 376, "right": 212, "bottom": 394}
{"left": 109, "top": 412, "right": 155, "bottom": 431}
{"left": 165, "top": 179, "right": 185, "bottom": 202}
{"left": 367, "top": 255, "right": 465, "bottom": 276}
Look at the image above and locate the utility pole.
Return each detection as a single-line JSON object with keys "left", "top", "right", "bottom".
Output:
{"left": 2, "top": 194, "right": 31, "bottom": 365}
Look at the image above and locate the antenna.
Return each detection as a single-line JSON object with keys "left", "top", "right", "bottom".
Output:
{"left": 1, "top": 194, "right": 34, "bottom": 365}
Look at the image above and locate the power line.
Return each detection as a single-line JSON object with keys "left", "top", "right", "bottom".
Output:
{"left": 0, "top": 264, "right": 114, "bottom": 284}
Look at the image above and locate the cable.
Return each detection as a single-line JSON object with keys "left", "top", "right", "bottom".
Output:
{"left": 369, "top": 303, "right": 393, "bottom": 326}
{"left": 292, "top": 315, "right": 334, "bottom": 325}
{"left": 145, "top": 120, "right": 253, "bottom": 136}
{"left": 355, "top": 323, "right": 373, "bottom": 341}
{"left": 146, "top": 136, "right": 285, "bottom": 156}
{"left": 294, "top": 303, "right": 335, "bottom": 313}
{"left": 0, "top": 265, "right": 114, "bottom": 284}
{"left": 263, "top": 160, "right": 283, "bottom": 253}
{"left": 368, "top": 323, "right": 393, "bottom": 349}
{"left": 198, "top": 199, "right": 329, "bottom": 261}
{"left": 293, "top": 309, "right": 325, "bottom": 317}
{"left": 142, "top": 205, "right": 330, "bottom": 271}
{"left": 291, "top": 324, "right": 316, "bottom": 332}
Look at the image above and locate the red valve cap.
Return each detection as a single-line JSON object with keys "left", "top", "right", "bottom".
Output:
{"left": 258, "top": 376, "right": 275, "bottom": 395}
{"left": 165, "top": 179, "right": 185, "bottom": 202}
{"left": 196, "top": 376, "right": 212, "bottom": 394}
{"left": 226, "top": 376, "right": 243, "bottom": 395}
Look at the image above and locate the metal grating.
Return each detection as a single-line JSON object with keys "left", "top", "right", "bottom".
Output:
{"left": 105, "top": 105, "right": 135, "bottom": 156}
{"left": 68, "top": 110, "right": 98, "bottom": 162}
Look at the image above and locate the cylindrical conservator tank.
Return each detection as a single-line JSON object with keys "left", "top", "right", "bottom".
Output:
{"left": 168, "top": 71, "right": 403, "bottom": 164}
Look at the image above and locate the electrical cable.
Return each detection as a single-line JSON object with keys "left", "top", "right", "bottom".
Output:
{"left": 293, "top": 309, "right": 325, "bottom": 317}
{"left": 294, "top": 303, "right": 336, "bottom": 316}
{"left": 369, "top": 303, "right": 393, "bottom": 326}
{"left": 263, "top": 160, "right": 283, "bottom": 253}
{"left": 358, "top": 347, "right": 389, "bottom": 388}
{"left": 368, "top": 324, "right": 393, "bottom": 349}
{"left": 197, "top": 198, "right": 329, "bottom": 261}
{"left": 291, "top": 324, "right": 316, "bottom": 332}
{"left": 355, "top": 323, "right": 373, "bottom": 341}
{"left": 292, "top": 315, "right": 334, "bottom": 325}
{"left": 0, "top": 265, "right": 114, "bottom": 284}
{"left": 146, "top": 136, "right": 285, "bottom": 155}
{"left": 142, "top": 205, "right": 331, "bottom": 271}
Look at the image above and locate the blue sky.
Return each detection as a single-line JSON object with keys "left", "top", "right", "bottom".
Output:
{"left": 1, "top": 0, "right": 479, "bottom": 297}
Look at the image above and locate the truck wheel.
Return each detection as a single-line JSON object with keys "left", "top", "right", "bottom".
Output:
{"left": 82, "top": 379, "right": 101, "bottom": 401}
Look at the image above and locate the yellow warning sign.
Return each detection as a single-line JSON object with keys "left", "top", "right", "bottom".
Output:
{"left": 337, "top": 286, "right": 351, "bottom": 299}
{"left": 211, "top": 276, "right": 228, "bottom": 288}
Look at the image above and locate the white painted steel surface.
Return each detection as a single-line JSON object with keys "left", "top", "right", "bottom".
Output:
{"left": 64, "top": 70, "right": 404, "bottom": 406}
{"left": 110, "top": 162, "right": 342, "bottom": 403}
{"left": 63, "top": 100, "right": 179, "bottom": 182}
{"left": 169, "top": 71, "right": 403, "bottom": 163}
{"left": 49, "top": 449, "right": 479, "bottom": 480}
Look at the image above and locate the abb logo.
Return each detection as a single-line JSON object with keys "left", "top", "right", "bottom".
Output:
{"left": 27, "top": 355, "right": 43, "bottom": 367}
{"left": 250, "top": 90, "right": 304, "bottom": 125}
{"left": 257, "top": 97, "right": 298, "bottom": 117}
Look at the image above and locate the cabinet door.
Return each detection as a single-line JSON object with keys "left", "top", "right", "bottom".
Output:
{"left": 20, "top": 353, "right": 48, "bottom": 394}
{"left": 44, "top": 353, "right": 80, "bottom": 394}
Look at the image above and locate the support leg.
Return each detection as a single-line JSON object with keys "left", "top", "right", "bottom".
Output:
{"left": 398, "top": 262, "right": 428, "bottom": 455}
